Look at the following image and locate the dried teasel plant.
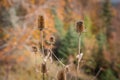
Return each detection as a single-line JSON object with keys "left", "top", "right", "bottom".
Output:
{"left": 75, "top": 20, "right": 102, "bottom": 80}
{"left": 75, "top": 21, "right": 85, "bottom": 55}
{"left": 75, "top": 21, "right": 85, "bottom": 79}
{"left": 31, "top": 15, "right": 104, "bottom": 80}
{"left": 33, "top": 15, "right": 67, "bottom": 79}
{"left": 76, "top": 21, "right": 84, "bottom": 62}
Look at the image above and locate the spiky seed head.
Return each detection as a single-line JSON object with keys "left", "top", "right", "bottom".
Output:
{"left": 41, "top": 62, "right": 47, "bottom": 73}
{"left": 76, "top": 21, "right": 84, "bottom": 33}
{"left": 38, "top": 15, "right": 44, "bottom": 31}
{"left": 32, "top": 46, "right": 37, "bottom": 53}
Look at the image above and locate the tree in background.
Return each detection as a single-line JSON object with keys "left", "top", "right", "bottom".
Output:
{"left": 96, "top": 0, "right": 118, "bottom": 80}
{"left": 59, "top": 26, "right": 78, "bottom": 58}
{"left": 54, "top": 23, "right": 78, "bottom": 60}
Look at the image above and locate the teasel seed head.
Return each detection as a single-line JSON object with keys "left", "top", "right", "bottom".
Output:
{"left": 76, "top": 21, "right": 85, "bottom": 33}
{"left": 41, "top": 62, "right": 47, "bottom": 73}
{"left": 32, "top": 46, "right": 37, "bottom": 53}
{"left": 38, "top": 15, "right": 44, "bottom": 31}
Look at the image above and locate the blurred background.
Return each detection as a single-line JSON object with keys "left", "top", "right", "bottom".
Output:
{"left": 0, "top": 0, "right": 120, "bottom": 80}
